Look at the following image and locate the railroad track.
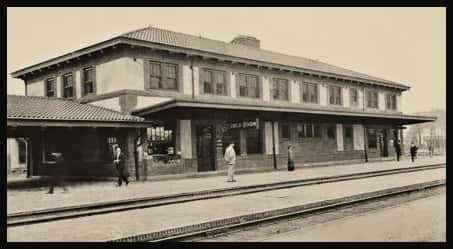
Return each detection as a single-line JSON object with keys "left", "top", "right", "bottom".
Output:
{"left": 7, "top": 163, "right": 445, "bottom": 227}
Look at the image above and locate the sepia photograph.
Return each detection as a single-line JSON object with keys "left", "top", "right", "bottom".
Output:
{"left": 6, "top": 7, "right": 446, "bottom": 242}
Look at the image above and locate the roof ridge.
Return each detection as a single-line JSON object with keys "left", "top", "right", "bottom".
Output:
{"left": 122, "top": 26, "right": 399, "bottom": 85}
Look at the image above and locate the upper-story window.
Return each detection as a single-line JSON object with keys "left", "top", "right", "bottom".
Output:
{"left": 202, "top": 69, "right": 227, "bottom": 95}
{"left": 82, "top": 67, "right": 96, "bottom": 96}
{"left": 350, "top": 88, "right": 358, "bottom": 106}
{"left": 62, "top": 73, "right": 74, "bottom": 98}
{"left": 301, "top": 82, "right": 318, "bottom": 103}
{"left": 366, "top": 90, "right": 379, "bottom": 108}
{"left": 271, "top": 78, "right": 289, "bottom": 101}
{"left": 386, "top": 93, "right": 397, "bottom": 110}
{"left": 147, "top": 61, "right": 178, "bottom": 90}
{"left": 238, "top": 73, "right": 259, "bottom": 98}
{"left": 45, "top": 78, "right": 56, "bottom": 97}
{"left": 328, "top": 85, "right": 342, "bottom": 106}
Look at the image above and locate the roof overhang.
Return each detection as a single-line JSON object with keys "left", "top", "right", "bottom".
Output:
{"left": 11, "top": 36, "right": 410, "bottom": 91}
{"left": 132, "top": 99, "right": 435, "bottom": 126}
{"left": 7, "top": 118, "right": 154, "bottom": 128}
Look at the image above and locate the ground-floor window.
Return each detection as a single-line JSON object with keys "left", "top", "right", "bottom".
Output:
{"left": 327, "top": 125, "right": 336, "bottom": 139}
{"left": 246, "top": 129, "right": 262, "bottom": 154}
{"left": 147, "top": 123, "right": 176, "bottom": 163}
{"left": 367, "top": 128, "right": 377, "bottom": 148}
{"left": 297, "top": 123, "right": 321, "bottom": 138}
{"left": 18, "top": 140, "right": 26, "bottom": 163}
{"left": 105, "top": 136, "right": 118, "bottom": 161}
{"left": 280, "top": 123, "right": 289, "bottom": 139}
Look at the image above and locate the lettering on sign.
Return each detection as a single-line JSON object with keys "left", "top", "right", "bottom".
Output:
{"left": 225, "top": 119, "right": 260, "bottom": 130}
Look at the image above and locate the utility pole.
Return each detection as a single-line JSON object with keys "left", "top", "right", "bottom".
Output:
{"left": 271, "top": 121, "right": 277, "bottom": 170}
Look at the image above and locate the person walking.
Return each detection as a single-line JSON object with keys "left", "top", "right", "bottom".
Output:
{"left": 287, "top": 144, "right": 295, "bottom": 171}
{"left": 47, "top": 152, "right": 68, "bottom": 194}
{"left": 114, "top": 146, "right": 129, "bottom": 186}
{"left": 410, "top": 142, "right": 418, "bottom": 162}
{"left": 224, "top": 141, "right": 237, "bottom": 182}
{"left": 394, "top": 140, "right": 402, "bottom": 162}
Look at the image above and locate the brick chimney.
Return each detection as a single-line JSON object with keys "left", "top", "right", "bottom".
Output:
{"left": 230, "top": 35, "right": 260, "bottom": 49}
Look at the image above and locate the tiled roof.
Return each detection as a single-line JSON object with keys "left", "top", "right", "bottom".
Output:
{"left": 122, "top": 26, "right": 406, "bottom": 88}
{"left": 7, "top": 95, "right": 144, "bottom": 122}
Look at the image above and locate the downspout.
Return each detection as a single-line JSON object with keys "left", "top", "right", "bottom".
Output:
{"left": 362, "top": 86, "right": 368, "bottom": 162}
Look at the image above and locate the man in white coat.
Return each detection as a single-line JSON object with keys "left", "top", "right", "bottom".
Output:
{"left": 224, "top": 141, "right": 237, "bottom": 182}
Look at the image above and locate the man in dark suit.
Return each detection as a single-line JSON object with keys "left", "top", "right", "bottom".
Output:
{"left": 47, "top": 152, "right": 68, "bottom": 194}
{"left": 114, "top": 146, "right": 129, "bottom": 186}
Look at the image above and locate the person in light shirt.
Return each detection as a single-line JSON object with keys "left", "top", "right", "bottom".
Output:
{"left": 224, "top": 141, "right": 237, "bottom": 182}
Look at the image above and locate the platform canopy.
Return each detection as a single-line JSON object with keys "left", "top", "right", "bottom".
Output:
{"left": 132, "top": 96, "right": 436, "bottom": 126}
{"left": 7, "top": 95, "right": 154, "bottom": 128}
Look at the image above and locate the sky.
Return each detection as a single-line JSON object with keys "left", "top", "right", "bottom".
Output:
{"left": 7, "top": 7, "right": 445, "bottom": 114}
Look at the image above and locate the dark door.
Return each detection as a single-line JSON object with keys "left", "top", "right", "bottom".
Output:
{"left": 197, "top": 125, "right": 215, "bottom": 172}
{"left": 382, "top": 129, "right": 389, "bottom": 157}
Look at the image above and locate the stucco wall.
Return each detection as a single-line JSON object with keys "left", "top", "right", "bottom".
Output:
{"left": 136, "top": 96, "right": 173, "bottom": 110}
{"left": 180, "top": 120, "right": 192, "bottom": 159}
{"left": 336, "top": 124, "right": 344, "bottom": 151}
{"left": 89, "top": 97, "right": 121, "bottom": 112}
{"left": 290, "top": 79, "right": 300, "bottom": 103}
{"left": 353, "top": 124, "right": 365, "bottom": 150}
{"left": 96, "top": 57, "right": 145, "bottom": 94}
{"left": 27, "top": 81, "right": 44, "bottom": 96}
{"left": 319, "top": 83, "right": 327, "bottom": 106}
{"left": 262, "top": 76, "right": 270, "bottom": 102}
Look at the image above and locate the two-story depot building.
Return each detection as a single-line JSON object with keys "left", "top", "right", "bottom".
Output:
{"left": 9, "top": 26, "right": 435, "bottom": 179}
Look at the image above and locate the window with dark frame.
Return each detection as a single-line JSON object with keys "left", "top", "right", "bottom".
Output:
{"left": 18, "top": 140, "right": 26, "bottom": 164}
{"left": 281, "top": 124, "right": 289, "bottom": 139}
{"left": 344, "top": 126, "right": 353, "bottom": 139}
{"left": 302, "top": 82, "right": 318, "bottom": 103}
{"left": 350, "top": 88, "right": 358, "bottom": 106}
{"left": 329, "top": 85, "right": 342, "bottom": 105}
{"left": 386, "top": 93, "right": 397, "bottom": 110}
{"left": 246, "top": 129, "right": 262, "bottom": 154}
{"left": 147, "top": 61, "right": 178, "bottom": 90}
{"left": 297, "top": 124, "right": 305, "bottom": 138}
{"left": 367, "top": 128, "right": 377, "bottom": 148}
{"left": 202, "top": 69, "right": 227, "bottom": 95}
{"left": 297, "top": 123, "right": 321, "bottom": 138}
{"left": 62, "top": 73, "right": 74, "bottom": 98}
{"left": 366, "top": 90, "right": 379, "bottom": 108}
{"left": 271, "top": 78, "right": 289, "bottom": 101}
{"left": 45, "top": 78, "right": 56, "bottom": 97}
{"left": 82, "top": 67, "right": 95, "bottom": 96}
{"left": 105, "top": 136, "right": 118, "bottom": 161}
{"left": 238, "top": 73, "right": 259, "bottom": 98}
{"left": 327, "top": 125, "right": 336, "bottom": 139}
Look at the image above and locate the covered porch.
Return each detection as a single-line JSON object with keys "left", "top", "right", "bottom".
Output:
{"left": 7, "top": 95, "right": 153, "bottom": 181}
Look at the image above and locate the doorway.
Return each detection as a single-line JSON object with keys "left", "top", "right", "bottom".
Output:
{"left": 196, "top": 125, "right": 215, "bottom": 172}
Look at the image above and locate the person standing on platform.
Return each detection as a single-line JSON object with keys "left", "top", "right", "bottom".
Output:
{"left": 287, "top": 144, "right": 295, "bottom": 171}
{"left": 410, "top": 142, "right": 418, "bottom": 162}
{"left": 114, "top": 146, "right": 129, "bottom": 186}
{"left": 47, "top": 152, "right": 68, "bottom": 194}
{"left": 394, "top": 140, "right": 402, "bottom": 162}
{"left": 224, "top": 141, "right": 237, "bottom": 182}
